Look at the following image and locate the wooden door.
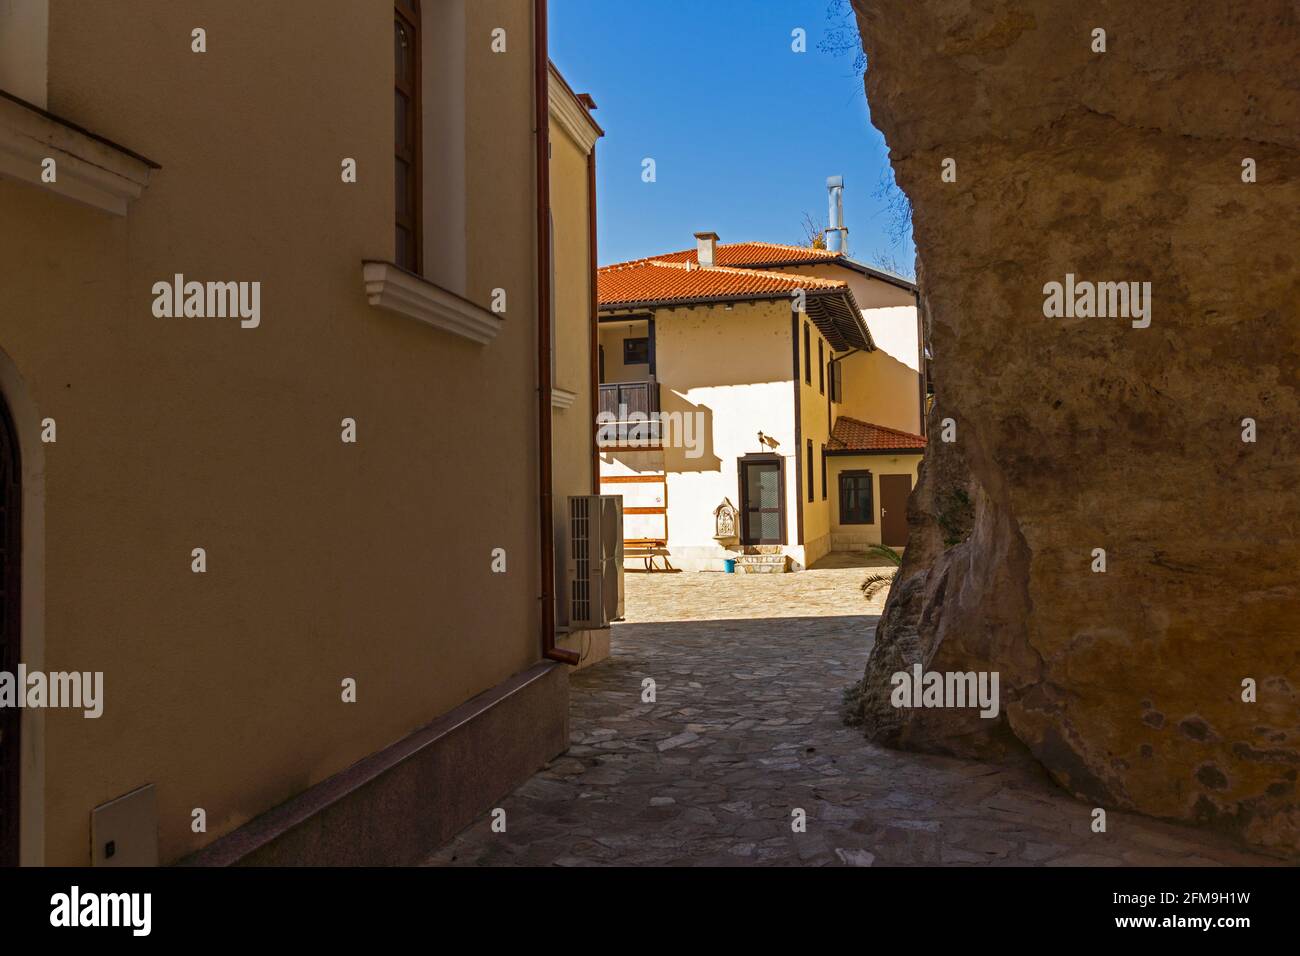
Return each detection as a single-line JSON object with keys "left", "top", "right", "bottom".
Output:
{"left": 0, "top": 397, "right": 19, "bottom": 867}
{"left": 879, "top": 473, "right": 912, "bottom": 548}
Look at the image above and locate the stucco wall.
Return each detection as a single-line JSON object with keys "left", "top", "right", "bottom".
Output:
{"left": 774, "top": 261, "right": 914, "bottom": 310}
{"left": 598, "top": 301, "right": 800, "bottom": 569}
{"left": 839, "top": 347, "right": 924, "bottom": 436}
{"left": 1, "top": 0, "right": 547, "bottom": 865}
{"left": 658, "top": 301, "right": 795, "bottom": 564}
{"left": 548, "top": 86, "right": 607, "bottom": 666}
{"left": 771, "top": 263, "right": 923, "bottom": 435}
{"left": 828, "top": 454, "right": 923, "bottom": 549}
{"left": 861, "top": 305, "right": 921, "bottom": 373}
{"left": 596, "top": 318, "right": 649, "bottom": 384}
{"left": 0, "top": 0, "right": 47, "bottom": 107}
{"left": 599, "top": 298, "right": 921, "bottom": 570}
{"left": 796, "top": 315, "right": 835, "bottom": 565}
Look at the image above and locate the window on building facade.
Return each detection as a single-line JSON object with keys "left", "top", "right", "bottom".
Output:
{"left": 806, "top": 439, "right": 814, "bottom": 503}
{"left": 395, "top": 0, "right": 422, "bottom": 272}
{"left": 821, "top": 444, "right": 827, "bottom": 500}
{"left": 624, "top": 337, "right": 650, "bottom": 365}
{"left": 803, "top": 323, "right": 811, "bottom": 384}
{"left": 839, "top": 470, "right": 874, "bottom": 524}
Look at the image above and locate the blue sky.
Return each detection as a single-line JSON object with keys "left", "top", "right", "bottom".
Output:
{"left": 549, "top": 0, "right": 915, "bottom": 273}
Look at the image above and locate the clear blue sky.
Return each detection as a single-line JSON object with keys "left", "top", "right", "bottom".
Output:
{"left": 549, "top": 0, "right": 915, "bottom": 273}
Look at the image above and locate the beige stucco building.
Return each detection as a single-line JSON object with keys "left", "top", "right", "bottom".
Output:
{"left": 0, "top": 0, "right": 602, "bottom": 866}
{"left": 547, "top": 63, "right": 609, "bottom": 668}
{"left": 598, "top": 237, "right": 926, "bottom": 571}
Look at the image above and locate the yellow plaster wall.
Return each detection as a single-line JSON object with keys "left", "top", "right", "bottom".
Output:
{"left": 1, "top": 0, "right": 546, "bottom": 864}
{"left": 827, "top": 454, "right": 924, "bottom": 549}
{"left": 548, "top": 85, "right": 608, "bottom": 666}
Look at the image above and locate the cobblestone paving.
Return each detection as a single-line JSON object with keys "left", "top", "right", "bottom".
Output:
{"left": 425, "top": 566, "right": 1286, "bottom": 866}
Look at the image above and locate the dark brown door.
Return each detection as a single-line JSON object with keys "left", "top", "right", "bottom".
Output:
{"left": 879, "top": 473, "right": 912, "bottom": 548}
{"left": 0, "top": 397, "right": 19, "bottom": 867}
{"left": 739, "top": 456, "right": 784, "bottom": 545}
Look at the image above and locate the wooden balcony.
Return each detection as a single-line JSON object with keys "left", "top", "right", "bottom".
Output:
{"left": 597, "top": 379, "right": 661, "bottom": 446}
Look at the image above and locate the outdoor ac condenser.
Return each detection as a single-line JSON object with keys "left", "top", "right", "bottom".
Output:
{"left": 567, "top": 494, "right": 624, "bottom": 628}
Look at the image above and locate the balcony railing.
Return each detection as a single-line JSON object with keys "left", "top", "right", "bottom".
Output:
{"left": 597, "top": 379, "right": 661, "bottom": 446}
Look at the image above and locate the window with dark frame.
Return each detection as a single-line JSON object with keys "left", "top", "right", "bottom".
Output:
{"left": 394, "top": 0, "right": 421, "bottom": 273}
{"left": 821, "top": 443, "right": 827, "bottom": 500}
{"left": 839, "top": 469, "right": 874, "bottom": 524}
{"left": 623, "top": 336, "right": 650, "bottom": 365}
{"left": 818, "top": 340, "right": 824, "bottom": 393}
{"left": 803, "top": 323, "right": 811, "bottom": 384}
{"left": 806, "top": 439, "right": 814, "bottom": 502}
{"left": 830, "top": 358, "right": 843, "bottom": 403}
{"left": 548, "top": 212, "right": 556, "bottom": 380}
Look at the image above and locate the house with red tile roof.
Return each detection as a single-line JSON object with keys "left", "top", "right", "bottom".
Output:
{"left": 596, "top": 231, "right": 927, "bottom": 571}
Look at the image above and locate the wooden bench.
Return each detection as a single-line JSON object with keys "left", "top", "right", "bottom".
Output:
{"left": 624, "top": 538, "right": 672, "bottom": 571}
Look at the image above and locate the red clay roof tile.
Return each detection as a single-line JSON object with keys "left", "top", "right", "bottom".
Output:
{"left": 829, "top": 416, "right": 927, "bottom": 452}
{"left": 649, "top": 241, "right": 845, "bottom": 268}
{"left": 598, "top": 258, "right": 846, "bottom": 308}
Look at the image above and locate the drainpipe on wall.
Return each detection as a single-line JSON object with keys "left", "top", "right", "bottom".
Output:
{"left": 588, "top": 144, "right": 600, "bottom": 495}
{"left": 535, "top": 0, "right": 579, "bottom": 666}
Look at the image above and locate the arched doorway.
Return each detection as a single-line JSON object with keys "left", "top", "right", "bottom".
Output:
{"left": 0, "top": 395, "right": 20, "bottom": 867}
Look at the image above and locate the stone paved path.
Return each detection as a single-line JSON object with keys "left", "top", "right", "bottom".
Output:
{"left": 425, "top": 565, "right": 1285, "bottom": 866}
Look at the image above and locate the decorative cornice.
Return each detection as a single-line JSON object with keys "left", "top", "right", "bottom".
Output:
{"left": 548, "top": 66, "right": 602, "bottom": 154}
{"left": 0, "top": 91, "right": 156, "bottom": 217}
{"left": 361, "top": 261, "right": 502, "bottom": 345}
{"left": 551, "top": 386, "right": 577, "bottom": 409}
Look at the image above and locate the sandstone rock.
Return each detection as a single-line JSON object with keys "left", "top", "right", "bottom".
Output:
{"left": 846, "top": 0, "right": 1300, "bottom": 851}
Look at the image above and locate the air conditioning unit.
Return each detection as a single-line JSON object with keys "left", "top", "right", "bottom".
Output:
{"left": 567, "top": 495, "right": 624, "bottom": 628}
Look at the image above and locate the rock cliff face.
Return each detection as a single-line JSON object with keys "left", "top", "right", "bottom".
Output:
{"left": 845, "top": 0, "right": 1300, "bottom": 850}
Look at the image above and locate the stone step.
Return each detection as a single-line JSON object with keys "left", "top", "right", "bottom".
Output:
{"left": 734, "top": 553, "right": 790, "bottom": 574}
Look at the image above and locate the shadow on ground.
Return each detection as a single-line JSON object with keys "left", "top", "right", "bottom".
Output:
{"left": 426, "top": 591, "right": 1284, "bottom": 866}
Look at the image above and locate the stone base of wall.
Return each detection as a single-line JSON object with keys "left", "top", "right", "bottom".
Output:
{"left": 803, "top": 532, "right": 831, "bottom": 568}
{"left": 659, "top": 542, "right": 823, "bottom": 572}
{"left": 659, "top": 543, "right": 736, "bottom": 572}
{"left": 559, "top": 627, "right": 610, "bottom": 671}
{"left": 832, "top": 531, "right": 883, "bottom": 551}
{"left": 178, "top": 662, "right": 569, "bottom": 866}
{"left": 735, "top": 553, "right": 790, "bottom": 573}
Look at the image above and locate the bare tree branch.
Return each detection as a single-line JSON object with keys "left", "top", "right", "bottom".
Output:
{"left": 817, "top": 0, "right": 867, "bottom": 72}
{"left": 800, "top": 211, "right": 828, "bottom": 249}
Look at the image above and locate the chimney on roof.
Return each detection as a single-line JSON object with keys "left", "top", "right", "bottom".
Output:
{"left": 826, "top": 176, "right": 847, "bottom": 254}
{"left": 694, "top": 231, "right": 719, "bottom": 267}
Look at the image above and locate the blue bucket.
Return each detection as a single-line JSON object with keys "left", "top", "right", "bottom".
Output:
{"left": 723, "top": 559, "right": 736, "bottom": 574}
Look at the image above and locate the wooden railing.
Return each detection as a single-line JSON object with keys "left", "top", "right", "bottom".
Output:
{"left": 597, "top": 379, "right": 661, "bottom": 445}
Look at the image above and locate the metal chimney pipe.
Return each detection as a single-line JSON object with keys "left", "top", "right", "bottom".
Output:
{"left": 826, "top": 175, "right": 846, "bottom": 253}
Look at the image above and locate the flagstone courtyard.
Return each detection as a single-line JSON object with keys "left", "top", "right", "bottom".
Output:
{"left": 424, "top": 565, "right": 1283, "bottom": 867}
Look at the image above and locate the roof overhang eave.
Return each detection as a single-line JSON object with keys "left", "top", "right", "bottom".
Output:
{"left": 825, "top": 446, "right": 927, "bottom": 457}
{"left": 599, "top": 288, "right": 815, "bottom": 313}
{"left": 835, "top": 256, "right": 918, "bottom": 292}
{"left": 807, "top": 290, "right": 874, "bottom": 352}
{"left": 598, "top": 286, "right": 874, "bottom": 352}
